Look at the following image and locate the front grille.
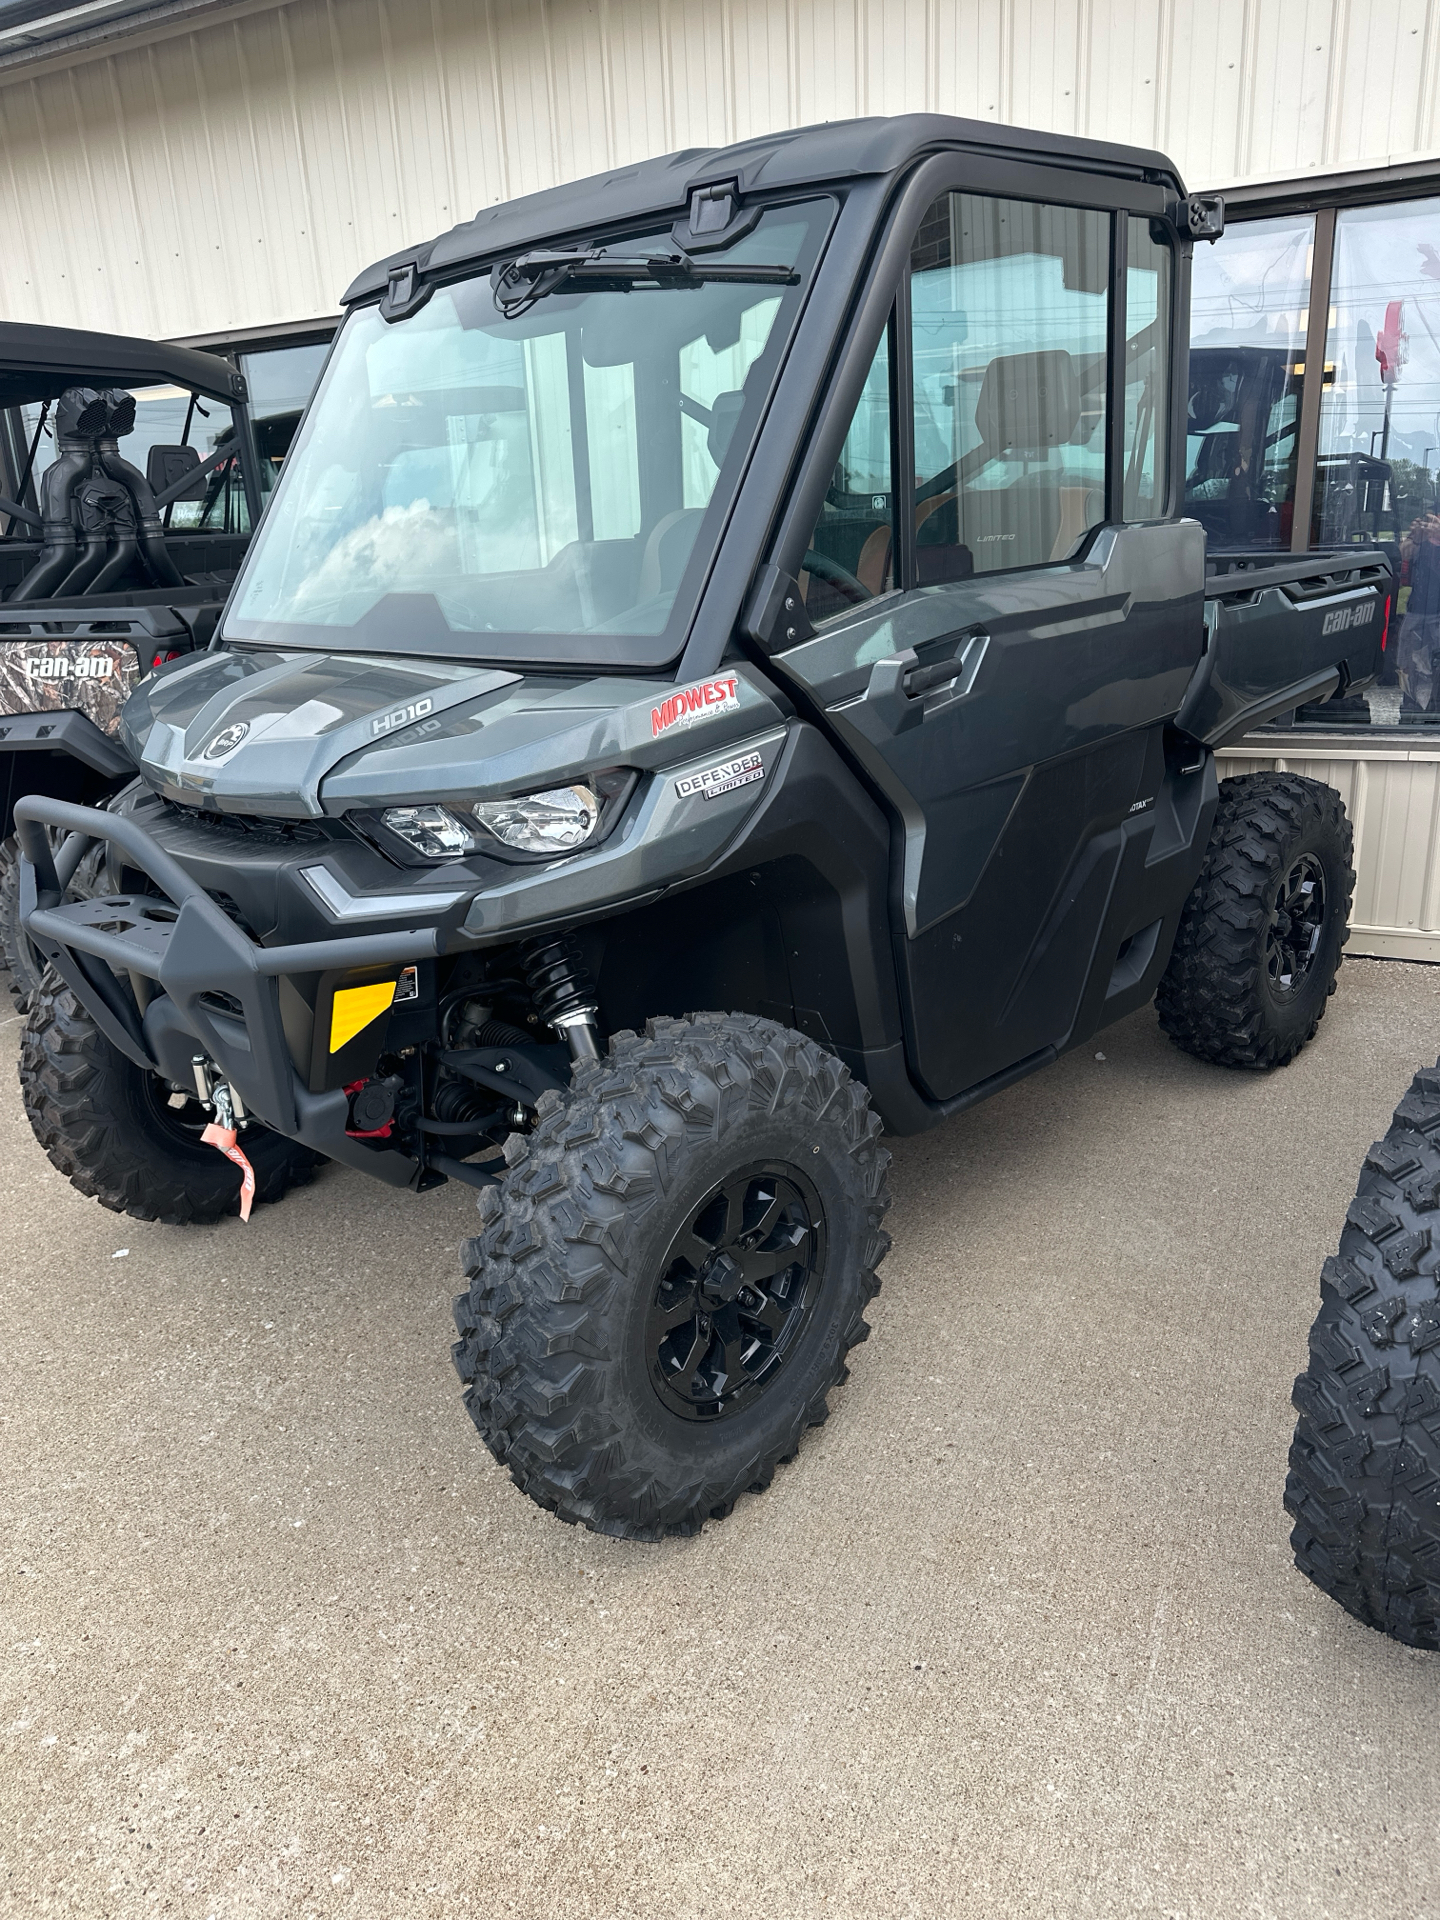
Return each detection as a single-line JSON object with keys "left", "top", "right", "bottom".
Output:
{"left": 158, "top": 797, "right": 330, "bottom": 847}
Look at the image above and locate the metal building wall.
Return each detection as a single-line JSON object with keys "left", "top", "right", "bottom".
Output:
{"left": 2, "top": 0, "right": 1440, "bottom": 341}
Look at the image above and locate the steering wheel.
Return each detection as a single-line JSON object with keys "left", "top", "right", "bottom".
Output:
{"left": 802, "top": 548, "right": 868, "bottom": 605}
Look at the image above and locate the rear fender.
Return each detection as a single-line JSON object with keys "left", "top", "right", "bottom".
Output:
{"left": 0, "top": 711, "right": 136, "bottom": 840}
{"left": 1180, "top": 553, "right": 1391, "bottom": 747}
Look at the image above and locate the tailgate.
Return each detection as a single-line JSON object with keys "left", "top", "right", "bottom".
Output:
{"left": 1178, "top": 551, "right": 1392, "bottom": 747}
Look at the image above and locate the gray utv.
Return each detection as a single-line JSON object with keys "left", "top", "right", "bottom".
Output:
{"left": 13, "top": 114, "right": 1392, "bottom": 1538}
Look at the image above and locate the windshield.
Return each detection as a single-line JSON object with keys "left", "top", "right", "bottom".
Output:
{"left": 226, "top": 204, "right": 829, "bottom": 664}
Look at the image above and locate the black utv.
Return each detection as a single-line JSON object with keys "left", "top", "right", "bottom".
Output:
{"left": 0, "top": 323, "right": 267, "bottom": 1003}
{"left": 13, "top": 114, "right": 1394, "bottom": 1540}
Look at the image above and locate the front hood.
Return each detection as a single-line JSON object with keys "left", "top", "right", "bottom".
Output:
{"left": 123, "top": 648, "right": 784, "bottom": 818}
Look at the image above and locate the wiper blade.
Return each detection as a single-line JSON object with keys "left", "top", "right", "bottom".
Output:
{"left": 491, "top": 248, "right": 798, "bottom": 316}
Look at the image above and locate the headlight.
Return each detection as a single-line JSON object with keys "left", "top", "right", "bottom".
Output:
{"left": 379, "top": 803, "right": 477, "bottom": 860}
{"left": 365, "top": 771, "right": 635, "bottom": 866}
{"left": 470, "top": 783, "right": 600, "bottom": 854}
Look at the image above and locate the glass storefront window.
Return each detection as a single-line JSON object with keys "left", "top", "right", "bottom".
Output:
{"left": 1186, "top": 213, "right": 1313, "bottom": 549}
{"left": 1313, "top": 197, "right": 1440, "bottom": 722}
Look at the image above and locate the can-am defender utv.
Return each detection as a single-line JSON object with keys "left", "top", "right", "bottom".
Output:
{"left": 15, "top": 114, "right": 1392, "bottom": 1539}
{"left": 0, "top": 324, "right": 265, "bottom": 1004}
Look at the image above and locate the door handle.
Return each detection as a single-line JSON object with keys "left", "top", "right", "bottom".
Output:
{"left": 866, "top": 629, "right": 989, "bottom": 710}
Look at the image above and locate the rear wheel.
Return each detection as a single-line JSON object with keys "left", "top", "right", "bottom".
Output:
{"left": 20, "top": 981, "right": 320, "bottom": 1224}
{"left": 1286, "top": 1059, "right": 1440, "bottom": 1647}
{"left": 1157, "top": 772, "right": 1353, "bottom": 1070}
{"left": 452, "top": 1013, "right": 892, "bottom": 1539}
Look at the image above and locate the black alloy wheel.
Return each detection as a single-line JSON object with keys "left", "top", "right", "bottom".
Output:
{"left": 1266, "top": 851, "right": 1327, "bottom": 994}
{"left": 647, "top": 1164, "right": 827, "bottom": 1421}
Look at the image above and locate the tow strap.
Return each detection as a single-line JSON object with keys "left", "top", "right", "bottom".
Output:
{"left": 202, "top": 1123, "right": 255, "bottom": 1221}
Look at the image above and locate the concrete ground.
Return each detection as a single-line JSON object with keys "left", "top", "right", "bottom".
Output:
{"left": 2, "top": 961, "right": 1440, "bottom": 1919}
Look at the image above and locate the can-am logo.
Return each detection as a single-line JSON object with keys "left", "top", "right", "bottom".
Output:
{"left": 1321, "top": 600, "right": 1377, "bottom": 637}
{"left": 651, "top": 675, "right": 739, "bottom": 739}
{"left": 203, "top": 721, "right": 250, "bottom": 759}
{"left": 23, "top": 651, "right": 114, "bottom": 680}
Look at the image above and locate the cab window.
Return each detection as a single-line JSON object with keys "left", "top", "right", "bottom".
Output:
{"left": 909, "top": 191, "right": 1111, "bottom": 581}
{"left": 799, "top": 326, "right": 895, "bottom": 623}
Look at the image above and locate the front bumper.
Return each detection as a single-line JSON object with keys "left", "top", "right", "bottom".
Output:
{"left": 15, "top": 795, "right": 437, "bottom": 1187}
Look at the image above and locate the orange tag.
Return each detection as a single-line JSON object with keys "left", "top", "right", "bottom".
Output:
{"left": 201, "top": 1122, "right": 256, "bottom": 1222}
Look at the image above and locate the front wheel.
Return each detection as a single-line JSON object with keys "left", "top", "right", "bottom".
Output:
{"left": 1157, "top": 771, "right": 1353, "bottom": 1070}
{"left": 20, "top": 982, "right": 321, "bottom": 1224}
{"left": 451, "top": 1013, "right": 892, "bottom": 1539}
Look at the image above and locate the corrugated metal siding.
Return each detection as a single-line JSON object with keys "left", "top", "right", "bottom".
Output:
{"left": 1218, "top": 738, "right": 1440, "bottom": 962}
{"left": 3, "top": 0, "right": 1440, "bottom": 339}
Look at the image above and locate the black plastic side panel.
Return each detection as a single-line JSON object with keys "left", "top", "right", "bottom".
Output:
{"left": 1182, "top": 552, "right": 1391, "bottom": 746}
{"left": 899, "top": 728, "right": 1148, "bottom": 1098}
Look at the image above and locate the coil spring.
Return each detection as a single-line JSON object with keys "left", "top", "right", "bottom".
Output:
{"left": 520, "top": 932, "right": 597, "bottom": 1027}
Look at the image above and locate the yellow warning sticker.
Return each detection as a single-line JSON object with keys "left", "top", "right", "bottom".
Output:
{"left": 329, "top": 979, "right": 396, "bottom": 1053}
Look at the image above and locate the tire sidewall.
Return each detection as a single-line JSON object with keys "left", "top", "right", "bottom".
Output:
{"left": 23, "top": 982, "right": 314, "bottom": 1217}
{"left": 607, "top": 1101, "right": 866, "bottom": 1488}
{"left": 1255, "top": 806, "right": 1350, "bottom": 1048}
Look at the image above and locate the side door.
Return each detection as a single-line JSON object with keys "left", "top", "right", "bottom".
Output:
{"left": 766, "top": 172, "right": 1204, "bottom": 1102}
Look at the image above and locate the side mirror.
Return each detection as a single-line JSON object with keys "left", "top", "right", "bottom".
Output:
{"left": 146, "top": 444, "right": 206, "bottom": 501}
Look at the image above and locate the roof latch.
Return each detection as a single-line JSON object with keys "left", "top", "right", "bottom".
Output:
{"left": 689, "top": 181, "right": 735, "bottom": 236}
{"left": 380, "top": 260, "right": 433, "bottom": 322}
{"left": 674, "top": 178, "right": 760, "bottom": 255}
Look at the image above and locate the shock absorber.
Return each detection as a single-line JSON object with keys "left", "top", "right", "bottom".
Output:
{"left": 521, "top": 932, "right": 602, "bottom": 1063}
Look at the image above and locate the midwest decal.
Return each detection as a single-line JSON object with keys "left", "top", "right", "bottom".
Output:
{"left": 650, "top": 675, "right": 739, "bottom": 739}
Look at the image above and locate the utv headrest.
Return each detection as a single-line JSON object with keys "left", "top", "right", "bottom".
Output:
{"left": 707, "top": 390, "right": 746, "bottom": 467}
{"left": 974, "top": 350, "right": 1079, "bottom": 453}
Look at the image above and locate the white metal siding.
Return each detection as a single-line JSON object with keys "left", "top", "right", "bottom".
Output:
{"left": 3, "top": 0, "right": 1440, "bottom": 339}
{"left": 1218, "top": 740, "right": 1440, "bottom": 963}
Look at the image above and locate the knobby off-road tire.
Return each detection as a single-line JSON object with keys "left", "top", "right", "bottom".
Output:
{"left": 20, "top": 980, "right": 320, "bottom": 1225}
{"left": 1157, "top": 772, "right": 1353, "bottom": 1070}
{"left": 452, "top": 1013, "right": 892, "bottom": 1540}
{"left": 1286, "top": 1061, "right": 1440, "bottom": 1648}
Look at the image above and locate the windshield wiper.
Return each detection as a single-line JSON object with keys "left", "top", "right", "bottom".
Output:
{"left": 491, "top": 248, "right": 798, "bottom": 317}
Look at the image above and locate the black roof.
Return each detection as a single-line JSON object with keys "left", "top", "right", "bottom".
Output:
{"left": 0, "top": 321, "right": 245, "bottom": 412}
{"left": 343, "top": 111, "right": 1187, "bottom": 307}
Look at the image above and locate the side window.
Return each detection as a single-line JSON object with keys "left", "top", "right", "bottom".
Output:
{"left": 1124, "top": 217, "right": 1172, "bottom": 519}
{"left": 800, "top": 325, "right": 895, "bottom": 623}
{"left": 910, "top": 192, "right": 1110, "bottom": 578}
